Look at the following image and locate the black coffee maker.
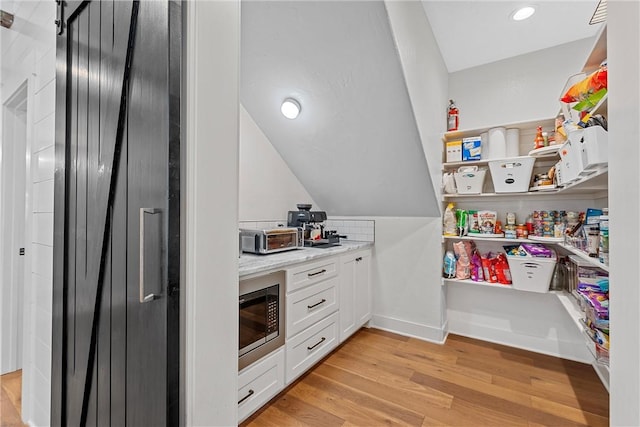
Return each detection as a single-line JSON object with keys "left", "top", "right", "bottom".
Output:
{"left": 287, "top": 204, "right": 340, "bottom": 247}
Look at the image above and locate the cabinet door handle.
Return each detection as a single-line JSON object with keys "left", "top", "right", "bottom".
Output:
{"left": 307, "top": 337, "right": 326, "bottom": 351}
{"left": 238, "top": 389, "right": 254, "bottom": 405}
{"left": 307, "top": 269, "right": 326, "bottom": 278}
{"left": 355, "top": 257, "right": 362, "bottom": 262}
{"left": 307, "top": 299, "right": 326, "bottom": 309}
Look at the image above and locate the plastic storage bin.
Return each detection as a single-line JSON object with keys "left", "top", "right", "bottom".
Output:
{"left": 580, "top": 125, "right": 608, "bottom": 171}
{"left": 454, "top": 166, "right": 486, "bottom": 194}
{"left": 506, "top": 252, "right": 557, "bottom": 293}
{"left": 488, "top": 156, "right": 535, "bottom": 193}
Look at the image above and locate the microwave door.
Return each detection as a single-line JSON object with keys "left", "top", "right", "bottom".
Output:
{"left": 239, "top": 289, "right": 268, "bottom": 356}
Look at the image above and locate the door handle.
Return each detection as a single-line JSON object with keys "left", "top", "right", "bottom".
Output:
{"left": 307, "top": 299, "right": 326, "bottom": 310}
{"left": 307, "top": 337, "right": 326, "bottom": 351}
{"left": 140, "top": 208, "right": 161, "bottom": 303}
{"left": 238, "top": 389, "right": 254, "bottom": 405}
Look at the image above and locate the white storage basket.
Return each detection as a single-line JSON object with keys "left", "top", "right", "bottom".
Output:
{"left": 453, "top": 166, "right": 486, "bottom": 194}
{"left": 488, "top": 156, "right": 535, "bottom": 193}
{"left": 507, "top": 253, "right": 557, "bottom": 293}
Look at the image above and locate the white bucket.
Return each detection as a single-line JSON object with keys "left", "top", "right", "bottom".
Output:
{"left": 488, "top": 127, "right": 506, "bottom": 159}
{"left": 505, "top": 128, "right": 520, "bottom": 157}
{"left": 480, "top": 132, "right": 490, "bottom": 160}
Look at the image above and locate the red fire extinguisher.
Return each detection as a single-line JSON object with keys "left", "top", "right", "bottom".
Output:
{"left": 447, "top": 99, "right": 459, "bottom": 131}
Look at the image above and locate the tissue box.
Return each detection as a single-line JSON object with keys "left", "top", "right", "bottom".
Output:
{"left": 462, "top": 137, "right": 482, "bottom": 161}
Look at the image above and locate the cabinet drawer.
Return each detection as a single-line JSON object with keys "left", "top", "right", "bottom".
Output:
{"left": 286, "top": 258, "right": 338, "bottom": 293}
{"left": 286, "top": 277, "right": 338, "bottom": 338}
{"left": 238, "top": 348, "right": 285, "bottom": 423}
{"left": 286, "top": 312, "right": 339, "bottom": 384}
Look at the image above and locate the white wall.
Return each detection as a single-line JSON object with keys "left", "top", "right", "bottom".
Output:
{"left": 184, "top": 1, "right": 240, "bottom": 425}
{"left": 369, "top": 217, "right": 446, "bottom": 342}
{"left": 0, "top": 0, "right": 55, "bottom": 425}
{"left": 364, "top": 2, "right": 447, "bottom": 342}
{"left": 609, "top": 1, "right": 640, "bottom": 424}
{"left": 449, "top": 37, "right": 596, "bottom": 130}
{"left": 239, "top": 105, "right": 317, "bottom": 221}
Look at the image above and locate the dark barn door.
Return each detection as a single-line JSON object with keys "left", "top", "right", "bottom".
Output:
{"left": 52, "top": 1, "right": 181, "bottom": 426}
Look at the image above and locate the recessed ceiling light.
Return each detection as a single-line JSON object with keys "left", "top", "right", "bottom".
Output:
{"left": 512, "top": 6, "right": 536, "bottom": 21}
{"left": 281, "top": 98, "right": 301, "bottom": 119}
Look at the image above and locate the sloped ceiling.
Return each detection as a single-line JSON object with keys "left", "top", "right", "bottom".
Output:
{"left": 240, "top": 1, "right": 440, "bottom": 217}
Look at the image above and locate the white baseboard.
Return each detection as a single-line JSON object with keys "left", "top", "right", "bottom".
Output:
{"left": 447, "top": 319, "right": 592, "bottom": 363}
{"left": 370, "top": 314, "right": 447, "bottom": 344}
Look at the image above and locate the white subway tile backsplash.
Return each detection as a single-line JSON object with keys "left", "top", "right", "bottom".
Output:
{"left": 326, "top": 218, "right": 375, "bottom": 242}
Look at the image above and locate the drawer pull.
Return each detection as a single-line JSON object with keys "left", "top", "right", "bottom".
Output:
{"left": 307, "top": 269, "right": 327, "bottom": 278}
{"left": 238, "top": 389, "right": 255, "bottom": 405}
{"left": 307, "top": 337, "right": 326, "bottom": 351}
{"left": 307, "top": 299, "right": 327, "bottom": 310}
{"left": 355, "top": 257, "right": 363, "bottom": 262}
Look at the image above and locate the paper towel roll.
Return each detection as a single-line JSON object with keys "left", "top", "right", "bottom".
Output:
{"left": 488, "top": 127, "right": 506, "bottom": 159}
{"left": 480, "top": 132, "right": 490, "bottom": 160}
{"left": 506, "top": 128, "right": 520, "bottom": 157}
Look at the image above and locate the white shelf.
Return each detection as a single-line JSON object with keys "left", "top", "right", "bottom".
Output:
{"left": 557, "top": 243, "right": 609, "bottom": 272}
{"left": 442, "top": 155, "right": 557, "bottom": 170}
{"left": 443, "top": 118, "right": 556, "bottom": 142}
{"left": 443, "top": 277, "right": 514, "bottom": 290}
{"left": 443, "top": 235, "right": 532, "bottom": 244}
{"left": 553, "top": 291, "right": 585, "bottom": 332}
{"left": 528, "top": 145, "right": 561, "bottom": 158}
{"left": 442, "top": 167, "right": 607, "bottom": 201}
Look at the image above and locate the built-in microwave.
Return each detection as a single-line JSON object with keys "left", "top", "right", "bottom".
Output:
{"left": 239, "top": 271, "right": 285, "bottom": 370}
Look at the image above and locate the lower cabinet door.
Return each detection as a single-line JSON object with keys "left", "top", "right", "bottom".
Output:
{"left": 238, "top": 348, "right": 285, "bottom": 423}
{"left": 286, "top": 312, "right": 339, "bottom": 384}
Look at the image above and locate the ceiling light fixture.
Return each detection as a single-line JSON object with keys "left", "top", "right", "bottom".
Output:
{"left": 281, "top": 98, "right": 301, "bottom": 119}
{"left": 511, "top": 6, "right": 536, "bottom": 21}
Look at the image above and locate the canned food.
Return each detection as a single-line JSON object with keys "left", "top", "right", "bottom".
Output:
{"left": 516, "top": 224, "right": 528, "bottom": 238}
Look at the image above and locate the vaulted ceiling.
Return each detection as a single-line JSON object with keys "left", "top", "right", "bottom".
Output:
{"left": 241, "top": 1, "right": 440, "bottom": 217}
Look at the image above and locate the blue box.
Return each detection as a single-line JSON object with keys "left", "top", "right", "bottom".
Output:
{"left": 462, "top": 137, "right": 482, "bottom": 161}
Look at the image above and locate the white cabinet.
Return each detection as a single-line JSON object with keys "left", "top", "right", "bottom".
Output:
{"left": 339, "top": 249, "right": 372, "bottom": 342}
{"left": 286, "top": 276, "right": 339, "bottom": 338}
{"left": 285, "top": 311, "right": 339, "bottom": 384}
{"left": 238, "top": 245, "right": 373, "bottom": 419}
{"left": 237, "top": 348, "right": 285, "bottom": 423}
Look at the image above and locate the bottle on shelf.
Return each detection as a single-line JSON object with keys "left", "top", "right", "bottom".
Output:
{"left": 534, "top": 126, "right": 545, "bottom": 149}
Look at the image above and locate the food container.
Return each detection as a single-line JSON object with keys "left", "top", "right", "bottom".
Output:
{"left": 453, "top": 166, "right": 486, "bottom": 194}
{"left": 488, "top": 156, "right": 535, "bottom": 193}
{"left": 462, "top": 137, "right": 482, "bottom": 161}
{"left": 580, "top": 125, "right": 608, "bottom": 171}
{"left": 507, "top": 252, "right": 557, "bottom": 293}
{"left": 446, "top": 140, "right": 462, "bottom": 163}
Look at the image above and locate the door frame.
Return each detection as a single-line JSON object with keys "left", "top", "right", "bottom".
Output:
{"left": 0, "top": 78, "right": 33, "bottom": 377}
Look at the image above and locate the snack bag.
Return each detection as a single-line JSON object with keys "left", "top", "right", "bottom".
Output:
{"left": 494, "top": 253, "right": 512, "bottom": 285}
{"left": 453, "top": 241, "right": 470, "bottom": 280}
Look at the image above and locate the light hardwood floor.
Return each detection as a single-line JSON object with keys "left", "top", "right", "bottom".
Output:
{"left": 241, "top": 328, "right": 609, "bottom": 427}
{"left": 0, "top": 370, "right": 25, "bottom": 427}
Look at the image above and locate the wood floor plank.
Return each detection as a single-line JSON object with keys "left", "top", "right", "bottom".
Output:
{"left": 241, "top": 329, "right": 609, "bottom": 427}
{"left": 303, "top": 371, "right": 425, "bottom": 426}
{"left": 493, "top": 373, "right": 609, "bottom": 418}
{"left": 411, "top": 371, "right": 587, "bottom": 427}
{"left": 271, "top": 394, "right": 345, "bottom": 427}
{"left": 0, "top": 370, "right": 25, "bottom": 427}
{"left": 289, "top": 380, "right": 413, "bottom": 427}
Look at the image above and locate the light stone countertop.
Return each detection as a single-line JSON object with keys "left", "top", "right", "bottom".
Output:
{"left": 239, "top": 240, "right": 373, "bottom": 278}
